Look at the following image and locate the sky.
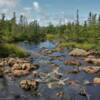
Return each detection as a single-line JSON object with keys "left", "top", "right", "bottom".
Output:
{"left": 0, "top": 0, "right": 100, "bottom": 25}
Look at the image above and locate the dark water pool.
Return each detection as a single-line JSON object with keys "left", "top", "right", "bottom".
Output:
{"left": 0, "top": 41, "right": 100, "bottom": 100}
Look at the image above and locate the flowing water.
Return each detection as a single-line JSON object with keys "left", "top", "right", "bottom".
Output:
{"left": 0, "top": 41, "right": 100, "bottom": 100}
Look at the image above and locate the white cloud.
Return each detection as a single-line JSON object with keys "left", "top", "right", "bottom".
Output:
{"left": 0, "top": 0, "right": 18, "bottom": 7}
{"left": 33, "top": 1, "right": 40, "bottom": 11}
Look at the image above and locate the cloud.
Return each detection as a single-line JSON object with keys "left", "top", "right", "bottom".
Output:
{"left": 0, "top": 0, "right": 18, "bottom": 7}
{"left": 33, "top": 1, "right": 40, "bottom": 11}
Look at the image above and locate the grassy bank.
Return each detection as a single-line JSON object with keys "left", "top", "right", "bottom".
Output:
{"left": 0, "top": 44, "right": 28, "bottom": 57}
{"left": 58, "top": 41, "right": 94, "bottom": 50}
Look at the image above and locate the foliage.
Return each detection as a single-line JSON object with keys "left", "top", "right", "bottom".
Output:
{"left": 0, "top": 10, "right": 100, "bottom": 57}
{"left": 0, "top": 44, "right": 28, "bottom": 57}
{"left": 59, "top": 42, "right": 94, "bottom": 50}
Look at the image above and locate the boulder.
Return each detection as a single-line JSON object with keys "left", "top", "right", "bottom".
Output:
{"left": 0, "top": 67, "right": 4, "bottom": 77}
{"left": 88, "top": 50, "right": 100, "bottom": 57}
{"left": 85, "top": 58, "right": 100, "bottom": 65}
{"left": 8, "top": 58, "right": 16, "bottom": 67}
{"left": 0, "top": 62, "right": 4, "bottom": 67}
{"left": 12, "top": 69, "right": 29, "bottom": 77}
{"left": 20, "top": 80, "right": 39, "bottom": 91}
{"left": 32, "top": 71, "right": 40, "bottom": 78}
{"left": 64, "top": 60, "right": 81, "bottom": 66}
{"left": 93, "top": 77, "right": 100, "bottom": 84}
{"left": 69, "top": 48, "right": 88, "bottom": 57}
{"left": 83, "top": 66, "right": 100, "bottom": 74}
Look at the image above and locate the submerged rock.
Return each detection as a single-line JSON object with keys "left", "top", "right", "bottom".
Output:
{"left": 69, "top": 48, "right": 88, "bottom": 57}
{"left": 82, "top": 66, "right": 100, "bottom": 74}
{"left": 20, "top": 80, "right": 39, "bottom": 91}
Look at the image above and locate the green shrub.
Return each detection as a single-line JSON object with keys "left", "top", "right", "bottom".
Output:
{"left": 0, "top": 44, "right": 28, "bottom": 57}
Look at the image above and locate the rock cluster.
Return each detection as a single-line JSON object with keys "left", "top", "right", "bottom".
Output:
{"left": 20, "top": 80, "right": 39, "bottom": 91}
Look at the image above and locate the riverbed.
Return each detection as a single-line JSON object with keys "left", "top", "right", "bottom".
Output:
{"left": 0, "top": 41, "right": 100, "bottom": 100}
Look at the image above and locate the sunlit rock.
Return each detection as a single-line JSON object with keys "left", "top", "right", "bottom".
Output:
{"left": 20, "top": 80, "right": 39, "bottom": 91}
{"left": 64, "top": 60, "right": 81, "bottom": 66}
{"left": 93, "top": 77, "right": 100, "bottom": 84}
{"left": 0, "top": 67, "right": 4, "bottom": 77}
{"left": 12, "top": 70, "right": 29, "bottom": 77}
{"left": 83, "top": 66, "right": 100, "bottom": 74}
{"left": 85, "top": 58, "right": 100, "bottom": 65}
{"left": 69, "top": 48, "right": 88, "bottom": 56}
{"left": 56, "top": 92, "right": 64, "bottom": 97}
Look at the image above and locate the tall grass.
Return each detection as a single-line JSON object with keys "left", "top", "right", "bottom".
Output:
{"left": 0, "top": 43, "right": 28, "bottom": 57}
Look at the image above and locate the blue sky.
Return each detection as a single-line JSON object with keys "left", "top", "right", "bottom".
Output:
{"left": 0, "top": 0, "right": 100, "bottom": 25}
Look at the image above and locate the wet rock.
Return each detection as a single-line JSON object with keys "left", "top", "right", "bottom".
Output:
{"left": 67, "top": 69, "right": 80, "bottom": 74}
{"left": 88, "top": 50, "right": 100, "bottom": 57}
{"left": 31, "top": 64, "right": 40, "bottom": 70}
{"left": 69, "top": 48, "right": 88, "bottom": 57}
{"left": 83, "top": 80, "right": 92, "bottom": 85}
{"left": 0, "top": 62, "right": 4, "bottom": 67}
{"left": 93, "top": 77, "right": 100, "bottom": 84}
{"left": 64, "top": 60, "right": 81, "bottom": 66}
{"left": 40, "top": 48, "right": 53, "bottom": 55}
{"left": 79, "top": 88, "right": 88, "bottom": 97}
{"left": 85, "top": 58, "right": 100, "bottom": 65}
{"left": 83, "top": 66, "right": 100, "bottom": 74}
{"left": 8, "top": 58, "right": 16, "bottom": 67}
{"left": 12, "top": 69, "right": 29, "bottom": 77}
{"left": 56, "top": 92, "right": 64, "bottom": 97}
{"left": 32, "top": 71, "right": 40, "bottom": 78}
{"left": 45, "top": 68, "right": 63, "bottom": 82}
{"left": 0, "top": 67, "right": 4, "bottom": 77}
{"left": 20, "top": 80, "right": 39, "bottom": 91}
{"left": 4, "top": 68, "right": 11, "bottom": 75}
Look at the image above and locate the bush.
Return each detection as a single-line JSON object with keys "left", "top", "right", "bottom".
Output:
{"left": 0, "top": 44, "right": 28, "bottom": 57}
{"left": 46, "top": 34, "right": 56, "bottom": 40}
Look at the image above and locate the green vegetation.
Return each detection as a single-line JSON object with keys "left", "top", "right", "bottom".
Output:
{"left": 59, "top": 42, "right": 94, "bottom": 50}
{"left": 44, "top": 11, "right": 100, "bottom": 51}
{"left": 0, "top": 10, "right": 100, "bottom": 57}
{"left": 0, "top": 44, "right": 27, "bottom": 57}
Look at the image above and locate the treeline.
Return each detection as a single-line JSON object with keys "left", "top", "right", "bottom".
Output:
{"left": 0, "top": 10, "right": 100, "bottom": 57}
{"left": 0, "top": 12, "right": 46, "bottom": 44}
{"left": 46, "top": 11, "right": 100, "bottom": 43}
{"left": 0, "top": 10, "right": 100, "bottom": 44}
